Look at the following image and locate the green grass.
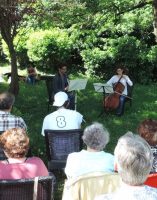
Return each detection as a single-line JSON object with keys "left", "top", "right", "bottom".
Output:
{"left": 0, "top": 79, "right": 157, "bottom": 199}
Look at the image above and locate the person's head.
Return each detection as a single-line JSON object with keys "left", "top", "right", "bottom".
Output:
{"left": 53, "top": 91, "right": 69, "bottom": 108}
{"left": 58, "top": 65, "right": 67, "bottom": 75}
{"left": 0, "top": 128, "right": 29, "bottom": 158}
{"left": 82, "top": 122, "right": 110, "bottom": 151}
{"left": 115, "top": 132, "right": 153, "bottom": 186}
{"left": 116, "top": 67, "right": 125, "bottom": 76}
{"left": 0, "top": 92, "right": 15, "bottom": 111}
{"left": 137, "top": 119, "right": 157, "bottom": 146}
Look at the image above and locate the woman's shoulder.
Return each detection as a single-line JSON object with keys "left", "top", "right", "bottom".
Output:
{"left": 68, "top": 150, "right": 85, "bottom": 159}
{"left": 100, "top": 151, "right": 114, "bottom": 161}
{"left": 26, "top": 156, "right": 44, "bottom": 163}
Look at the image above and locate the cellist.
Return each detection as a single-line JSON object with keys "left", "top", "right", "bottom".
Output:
{"left": 106, "top": 67, "right": 133, "bottom": 116}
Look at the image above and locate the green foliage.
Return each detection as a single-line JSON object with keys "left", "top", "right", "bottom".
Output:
{"left": 1, "top": 0, "right": 156, "bottom": 83}
{"left": 27, "top": 28, "right": 73, "bottom": 72}
{"left": 15, "top": 29, "right": 33, "bottom": 68}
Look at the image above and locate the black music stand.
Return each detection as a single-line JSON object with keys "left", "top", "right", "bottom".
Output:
{"left": 93, "top": 83, "right": 113, "bottom": 117}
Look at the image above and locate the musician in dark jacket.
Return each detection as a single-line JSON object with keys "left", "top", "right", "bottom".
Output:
{"left": 53, "top": 65, "right": 75, "bottom": 110}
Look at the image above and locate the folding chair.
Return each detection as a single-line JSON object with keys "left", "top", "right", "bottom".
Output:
{"left": 125, "top": 83, "right": 134, "bottom": 107}
{"left": 44, "top": 129, "right": 83, "bottom": 171}
{"left": 62, "top": 172, "right": 122, "bottom": 200}
{"left": 0, "top": 176, "right": 53, "bottom": 200}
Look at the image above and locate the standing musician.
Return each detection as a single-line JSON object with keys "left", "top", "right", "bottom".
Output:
{"left": 106, "top": 67, "right": 133, "bottom": 116}
{"left": 53, "top": 64, "right": 75, "bottom": 110}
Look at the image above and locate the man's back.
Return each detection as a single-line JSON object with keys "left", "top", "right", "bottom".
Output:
{"left": 41, "top": 108, "right": 83, "bottom": 136}
{"left": 0, "top": 111, "right": 27, "bottom": 132}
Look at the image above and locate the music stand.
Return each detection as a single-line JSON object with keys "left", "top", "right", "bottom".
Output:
{"left": 93, "top": 83, "right": 113, "bottom": 95}
{"left": 68, "top": 79, "right": 88, "bottom": 110}
{"left": 93, "top": 83, "right": 113, "bottom": 117}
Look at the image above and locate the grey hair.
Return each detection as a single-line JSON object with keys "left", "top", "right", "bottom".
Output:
{"left": 82, "top": 122, "right": 109, "bottom": 151}
{"left": 115, "top": 131, "right": 153, "bottom": 186}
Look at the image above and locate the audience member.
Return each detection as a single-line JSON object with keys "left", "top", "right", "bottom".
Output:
{"left": 138, "top": 119, "right": 157, "bottom": 173}
{"left": 0, "top": 128, "right": 48, "bottom": 179}
{"left": 26, "top": 65, "right": 37, "bottom": 85}
{"left": 41, "top": 91, "right": 83, "bottom": 136}
{"left": 64, "top": 122, "right": 114, "bottom": 178}
{"left": 0, "top": 92, "right": 27, "bottom": 133}
{"left": 95, "top": 132, "right": 157, "bottom": 200}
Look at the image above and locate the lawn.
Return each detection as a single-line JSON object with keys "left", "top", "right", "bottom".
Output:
{"left": 0, "top": 78, "right": 157, "bottom": 199}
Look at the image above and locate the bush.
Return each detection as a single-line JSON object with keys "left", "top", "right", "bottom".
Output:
{"left": 81, "top": 35, "right": 154, "bottom": 83}
{"left": 26, "top": 28, "right": 74, "bottom": 73}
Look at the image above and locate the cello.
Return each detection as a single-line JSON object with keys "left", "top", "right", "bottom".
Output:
{"left": 104, "top": 76, "right": 125, "bottom": 111}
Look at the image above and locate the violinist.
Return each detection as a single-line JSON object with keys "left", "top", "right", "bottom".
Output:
{"left": 106, "top": 67, "right": 133, "bottom": 116}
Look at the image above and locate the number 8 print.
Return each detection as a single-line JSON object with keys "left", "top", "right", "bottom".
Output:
{"left": 56, "top": 116, "right": 66, "bottom": 128}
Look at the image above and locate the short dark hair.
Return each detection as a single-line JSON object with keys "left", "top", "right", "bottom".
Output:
{"left": 0, "top": 92, "right": 15, "bottom": 110}
{"left": 58, "top": 65, "right": 67, "bottom": 69}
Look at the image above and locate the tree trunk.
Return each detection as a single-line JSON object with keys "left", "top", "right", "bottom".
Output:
{"left": 153, "top": 0, "right": 157, "bottom": 42}
{"left": 8, "top": 41, "right": 19, "bottom": 96}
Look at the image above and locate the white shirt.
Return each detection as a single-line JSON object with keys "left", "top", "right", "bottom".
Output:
{"left": 95, "top": 185, "right": 157, "bottom": 200}
{"left": 65, "top": 150, "right": 114, "bottom": 178}
{"left": 106, "top": 75, "right": 133, "bottom": 95}
{"left": 41, "top": 108, "right": 83, "bottom": 136}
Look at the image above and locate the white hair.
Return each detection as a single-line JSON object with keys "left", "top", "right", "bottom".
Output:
{"left": 115, "top": 132, "right": 153, "bottom": 185}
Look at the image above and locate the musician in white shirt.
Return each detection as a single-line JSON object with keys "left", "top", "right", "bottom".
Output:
{"left": 106, "top": 67, "right": 133, "bottom": 116}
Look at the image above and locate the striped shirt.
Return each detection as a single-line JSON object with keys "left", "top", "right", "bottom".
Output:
{"left": 0, "top": 111, "right": 27, "bottom": 132}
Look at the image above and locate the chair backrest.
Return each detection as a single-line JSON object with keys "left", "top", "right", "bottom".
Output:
{"left": 40, "top": 75, "right": 54, "bottom": 111}
{"left": 125, "top": 83, "right": 134, "bottom": 106}
{"left": 45, "top": 129, "right": 83, "bottom": 161}
{"left": 62, "top": 172, "right": 122, "bottom": 200}
{"left": 0, "top": 147, "right": 7, "bottom": 160}
{"left": 0, "top": 176, "right": 53, "bottom": 200}
{"left": 127, "top": 83, "right": 133, "bottom": 98}
{"left": 144, "top": 173, "right": 157, "bottom": 188}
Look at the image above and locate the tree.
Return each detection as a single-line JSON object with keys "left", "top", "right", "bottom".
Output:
{"left": 153, "top": 0, "right": 157, "bottom": 41}
{"left": 0, "top": 0, "right": 36, "bottom": 95}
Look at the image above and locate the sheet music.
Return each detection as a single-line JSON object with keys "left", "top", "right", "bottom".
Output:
{"left": 93, "top": 83, "right": 113, "bottom": 93}
{"left": 68, "top": 79, "right": 88, "bottom": 91}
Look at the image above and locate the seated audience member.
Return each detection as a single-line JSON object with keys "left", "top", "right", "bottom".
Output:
{"left": 26, "top": 65, "right": 37, "bottom": 85}
{"left": 0, "top": 128, "right": 48, "bottom": 179}
{"left": 64, "top": 122, "right": 114, "bottom": 178}
{"left": 0, "top": 92, "right": 27, "bottom": 133}
{"left": 41, "top": 91, "right": 83, "bottom": 136}
{"left": 95, "top": 132, "right": 157, "bottom": 200}
{"left": 138, "top": 119, "right": 157, "bottom": 173}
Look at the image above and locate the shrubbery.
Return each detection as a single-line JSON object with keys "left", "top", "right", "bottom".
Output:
{"left": 1, "top": 1, "right": 157, "bottom": 83}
